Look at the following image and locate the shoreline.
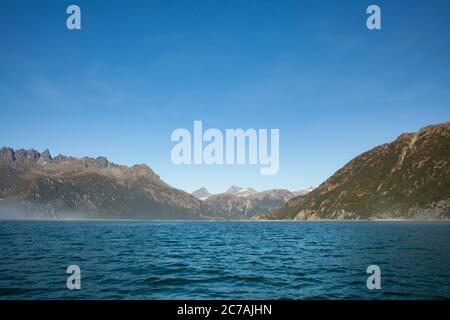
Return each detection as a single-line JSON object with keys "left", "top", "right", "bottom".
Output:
{"left": 0, "top": 218, "right": 449, "bottom": 222}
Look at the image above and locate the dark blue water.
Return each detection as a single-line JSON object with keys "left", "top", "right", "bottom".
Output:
{"left": 0, "top": 220, "right": 449, "bottom": 299}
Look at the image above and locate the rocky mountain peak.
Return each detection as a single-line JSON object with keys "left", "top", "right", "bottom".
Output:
{"left": 15, "top": 148, "right": 40, "bottom": 161}
{"left": 38, "top": 149, "right": 52, "bottom": 163}
{"left": 225, "top": 185, "right": 258, "bottom": 197}
{"left": 94, "top": 156, "right": 109, "bottom": 168}
{"left": 0, "top": 147, "right": 53, "bottom": 163}
{"left": 0, "top": 147, "right": 15, "bottom": 161}
{"left": 192, "top": 187, "right": 212, "bottom": 200}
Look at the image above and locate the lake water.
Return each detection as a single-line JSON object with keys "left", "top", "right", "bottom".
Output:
{"left": 0, "top": 220, "right": 449, "bottom": 299}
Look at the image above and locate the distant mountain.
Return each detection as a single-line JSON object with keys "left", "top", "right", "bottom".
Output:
{"left": 192, "top": 187, "right": 212, "bottom": 200}
{"left": 260, "top": 122, "right": 450, "bottom": 220}
{"left": 205, "top": 189, "right": 295, "bottom": 218}
{"left": 0, "top": 148, "right": 216, "bottom": 220}
{"left": 292, "top": 187, "right": 315, "bottom": 197}
{"left": 225, "top": 185, "right": 258, "bottom": 197}
{"left": 193, "top": 185, "right": 302, "bottom": 218}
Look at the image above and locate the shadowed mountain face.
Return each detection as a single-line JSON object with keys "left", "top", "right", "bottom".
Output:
{"left": 0, "top": 148, "right": 213, "bottom": 219}
{"left": 262, "top": 122, "right": 450, "bottom": 220}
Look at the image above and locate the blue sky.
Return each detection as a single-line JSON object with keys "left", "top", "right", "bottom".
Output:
{"left": 0, "top": 0, "right": 449, "bottom": 193}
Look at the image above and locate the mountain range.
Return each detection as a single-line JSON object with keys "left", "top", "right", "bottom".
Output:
{"left": 203, "top": 188, "right": 296, "bottom": 218}
{"left": 0, "top": 148, "right": 215, "bottom": 219}
{"left": 0, "top": 149, "right": 299, "bottom": 219}
{"left": 1, "top": 122, "right": 449, "bottom": 220}
{"left": 191, "top": 186, "right": 309, "bottom": 217}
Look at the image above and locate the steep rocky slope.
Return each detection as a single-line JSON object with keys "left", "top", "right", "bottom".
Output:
{"left": 262, "top": 122, "right": 450, "bottom": 220}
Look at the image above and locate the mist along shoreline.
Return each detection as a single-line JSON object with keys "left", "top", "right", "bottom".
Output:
{"left": 0, "top": 218, "right": 449, "bottom": 222}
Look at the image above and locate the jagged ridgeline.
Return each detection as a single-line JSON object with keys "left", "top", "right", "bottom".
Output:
{"left": 0, "top": 148, "right": 216, "bottom": 219}
{"left": 1, "top": 122, "right": 449, "bottom": 220}
{"left": 0, "top": 148, "right": 298, "bottom": 219}
{"left": 262, "top": 122, "right": 450, "bottom": 220}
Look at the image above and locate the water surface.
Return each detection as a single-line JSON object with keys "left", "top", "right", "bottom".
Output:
{"left": 0, "top": 220, "right": 448, "bottom": 299}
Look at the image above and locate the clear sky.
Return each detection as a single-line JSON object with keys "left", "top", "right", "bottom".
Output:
{"left": 1, "top": 0, "right": 449, "bottom": 194}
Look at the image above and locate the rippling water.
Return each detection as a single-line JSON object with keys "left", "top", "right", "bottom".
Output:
{"left": 0, "top": 220, "right": 449, "bottom": 299}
